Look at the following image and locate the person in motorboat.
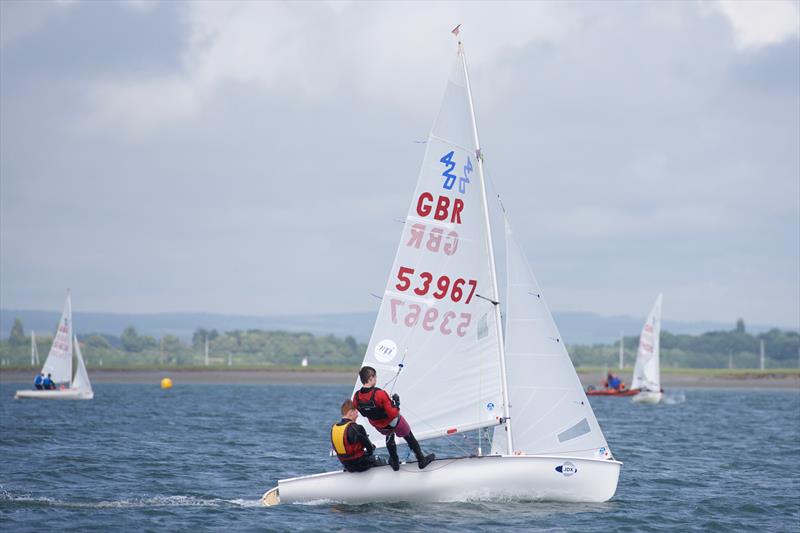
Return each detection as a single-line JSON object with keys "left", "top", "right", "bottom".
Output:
{"left": 607, "top": 373, "right": 622, "bottom": 390}
{"left": 353, "top": 366, "right": 435, "bottom": 471}
{"left": 34, "top": 373, "right": 44, "bottom": 390}
{"left": 43, "top": 373, "right": 55, "bottom": 390}
{"left": 331, "top": 399, "right": 387, "bottom": 473}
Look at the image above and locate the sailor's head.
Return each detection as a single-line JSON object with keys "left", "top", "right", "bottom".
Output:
{"left": 359, "top": 366, "right": 377, "bottom": 387}
{"left": 341, "top": 399, "right": 358, "bottom": 421}
{"left": 47, "top": 373, "right": 52, "bottom": 378}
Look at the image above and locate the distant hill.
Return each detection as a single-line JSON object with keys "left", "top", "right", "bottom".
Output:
{"left": 0, "top": 308, "right": 785, "bottom": 345}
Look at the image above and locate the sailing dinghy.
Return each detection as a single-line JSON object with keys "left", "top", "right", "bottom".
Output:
{"left": 631, "top": 294, "right": 663, "bottom": 404}
{"left": 14, "top": 292, "right": 94, "bottom": 400}
{"left": 262, "top": 38, "right": 620, "bottom": 506}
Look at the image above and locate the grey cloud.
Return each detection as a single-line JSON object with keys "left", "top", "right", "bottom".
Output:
{"left": 1, "top": 1, "right": 797, "bottom": 329}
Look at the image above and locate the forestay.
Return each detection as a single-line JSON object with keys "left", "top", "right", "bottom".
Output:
{"left": 355, "top": 48, "right": 504, "bottom": 445}
{"left": 41, "top": 292, "right": 73, "bottom": 385}
{"left": 631, "top": 294, "right": 662, "bottom": 393}
{"left": 491, "top": 218, "right": 611, "bottom": 460}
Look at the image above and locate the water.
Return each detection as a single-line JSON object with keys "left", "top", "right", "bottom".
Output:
{"left": 1, "top": 383, "right": 798, "bottom": 532}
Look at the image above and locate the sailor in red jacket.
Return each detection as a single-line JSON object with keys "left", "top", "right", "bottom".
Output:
{"left": 352, "top": 366, "right": 435, "bottom": 471}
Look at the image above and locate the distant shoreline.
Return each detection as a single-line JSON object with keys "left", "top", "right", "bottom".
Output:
{"left": 1, "top": 368, "right": 797, "bottom": 389}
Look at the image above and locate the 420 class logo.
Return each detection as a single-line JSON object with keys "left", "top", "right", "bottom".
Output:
{"left": 439, "top": 151, "right": 472, "bottom": 194}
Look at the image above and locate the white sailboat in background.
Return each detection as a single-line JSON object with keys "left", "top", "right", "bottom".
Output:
{"left": 14, "top": 291, "right": 94, "bottom": 400}
{"left": 631, "top": 294, "right": 663, "bottom": 404}
{"left": 262, "top": 36, "right": 620, "bottom": 506}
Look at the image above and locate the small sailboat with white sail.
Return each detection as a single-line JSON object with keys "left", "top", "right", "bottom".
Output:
{"left": 14, "top": 291, "right": 94, "bottom": 400}
{"left": 261, "top": 34, "right": 619, "bottom": 506}
{"left": 631, "top": 294, "right": 663, "bottom": 404}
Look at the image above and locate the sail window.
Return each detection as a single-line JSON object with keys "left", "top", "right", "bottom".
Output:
{"left": 557, "top": 418, "right": 591, "bottom": 443}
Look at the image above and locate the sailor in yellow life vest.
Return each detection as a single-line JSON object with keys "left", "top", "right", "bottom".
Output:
{"left": 331, "top": 399, "right": 387, "bottom": 472}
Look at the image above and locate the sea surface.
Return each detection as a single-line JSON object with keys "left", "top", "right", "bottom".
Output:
{"left": 1, "top": 383, "right": 798, "bottom": 532}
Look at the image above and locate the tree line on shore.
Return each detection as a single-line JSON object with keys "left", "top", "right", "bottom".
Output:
{"left": 2, "top": 320, "right": 366, "bottom": 367}
{"left": 570, "top": 319, "right": 799, "bottom": 369}
{"left": 1, "top": 317, "right": 798, "bottom": 369}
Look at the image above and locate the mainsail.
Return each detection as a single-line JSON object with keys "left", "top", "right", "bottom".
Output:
{"left": 631, "top": 294, "right": 662, "bottom": 393}
{"left": 355, "top": 46, "right": 505, "bottom": 445}
{"left": 491, "top": 218, "right": 611, "bottom": 459}
{"left": 41, "top": 292, "right": 73, "bottom": 385}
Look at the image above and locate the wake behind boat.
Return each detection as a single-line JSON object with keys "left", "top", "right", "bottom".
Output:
{"left": 14, "top": 291, "right": 93, "bottom": 401}
{"left": 262, "top": 35, "right": 620, "bottom": 506}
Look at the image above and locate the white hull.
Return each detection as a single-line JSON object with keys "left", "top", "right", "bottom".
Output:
{"left": 632, "top": 390, "right": 663, "bottom": 404}
{"left": 262, "top": 455, "right": 621, "bottom": 506}
{"left": 14, "top": 389, "right": 93, "bottom": 400}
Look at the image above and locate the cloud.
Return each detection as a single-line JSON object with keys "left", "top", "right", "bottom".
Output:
{"left": 1, "top": 1, "right": 797, "bottom": 327}
{"left": 85, "top": 1, "right": 579, "bottom": 132}
{"left": 714, "top": 0, "right": 800, "bottom": 50}
{"left": 546, "top": 205, "right": 730, "bottom": 239}
{"left": 0, "top": 0, "right": 74, "bottom": 47}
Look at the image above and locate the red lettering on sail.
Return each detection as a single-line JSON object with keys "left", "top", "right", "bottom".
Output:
{"left": 434, "top": 196, "right": 450, "bottom": 221}
{"left": 415, "top": 193, "right": 464, "bottom": 224}
{"left": 452, "top": 198, "right": 463, "bottom": 224}
{"left": 443, "top": 231, "right": 459, "bottom": 255}
{"left": 389, "top": 298, "right": 471, "bottom": 337}
{"left": 405, "top": 223, "right": 460, "bottom": 256}
{"left": 406, "top": 223, "right": 425, "bottom": 248}
{"left": 427, "top": 228, "right": 443, "bottom": 252}
{"left": 416, "top": 192, "right": 434, "bottom": 217}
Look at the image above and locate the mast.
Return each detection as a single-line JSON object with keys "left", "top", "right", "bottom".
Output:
{"left": 460, "top": 41, "right": 513, "bottom": 454}
{"left": 759, "top": 340, "right": 765, "bottom": 370}
{"left": 204, "top": 335, "right": 209, "bottom": 366}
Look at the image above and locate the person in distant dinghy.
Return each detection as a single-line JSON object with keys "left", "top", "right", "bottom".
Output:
{"left": 331, "top": 400, "right": 386, "bottom": 473}
{"left": 34, "top": 373, "right": 44, "bottom": 390}
{"left": 353, "top": 366, "right": 435, "bottom": 471}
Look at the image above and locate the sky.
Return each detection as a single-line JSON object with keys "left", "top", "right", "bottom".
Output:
{"left": 1, "top": 0, "right": 798, "bottom": 329}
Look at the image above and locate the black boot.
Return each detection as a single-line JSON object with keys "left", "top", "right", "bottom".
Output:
{"left": 404, "top": 431, "right": 435, "bottom": 469}
{"left": 386, "top": 434, "right": 400, "bottom": 471}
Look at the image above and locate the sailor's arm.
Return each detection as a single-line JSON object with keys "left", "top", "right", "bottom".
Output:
{"left": 376, "top": 389, "right": 400, "bottom": 419}
{"left": 349, "top": 423, "right": 376, "bottom": 455}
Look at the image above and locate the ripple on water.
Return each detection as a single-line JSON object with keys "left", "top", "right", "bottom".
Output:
{"left": 1, "top": 384, "right": 798, "bottom": 532}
